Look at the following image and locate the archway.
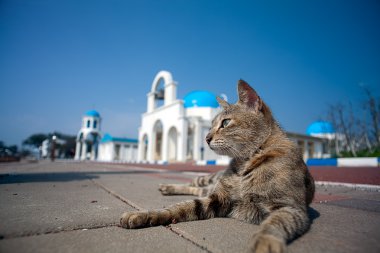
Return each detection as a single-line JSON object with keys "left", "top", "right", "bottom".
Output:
{"left": 153, "top": 120, "right": 163, "bottom": 161}
{"left": 148, "top": 71, "right": 175, "bottom": 112}
{"left": 150, "top": 71, "right": 173, "bottom": 93}
{"left": 167, "top": 127, "right": 178, "bottom": 162}
{"left": 154, "top": 78, "right": 165, "bottom": 108}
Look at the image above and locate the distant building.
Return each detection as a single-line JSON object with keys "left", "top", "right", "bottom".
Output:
{"left": 137, "top": 70, "right": 227, "bottom": 164}
{"left": 287, "top": 132, "right": 327, "bottom": 160}
{"left": 305, "top": 120, "right": 341, "bottom": 158}
{"left": 41, "top": 137, "right": 66, "bottom": 159}
{"left": 74, "top": 110, "right": 138, "bottom": 162}
{"left": 98, "top": 134, "right": 138, "bottom": 162}
{"left": 74, "top": 110, "right": 102, "bottom": 160}
{"left": 138, "top": 71, "right": 333, "bottom": 164}
{"left": 74, "top": 72, "right": 335, "bottom": 164}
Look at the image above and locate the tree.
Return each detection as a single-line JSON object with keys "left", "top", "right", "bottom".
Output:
{"left": 22, "top": 132, "right": 76, "bottom": 158}
{"left": 327, "top": 103, "right": 359, "bottom": 157}
{"left": 362, "top": 87, "right": 380, "bottom": 147}
{"left": 326, "top": 85, "right": 380, "bottom": 157}
{"left": 22, "top": 134, "right": 48, "bottom": 148}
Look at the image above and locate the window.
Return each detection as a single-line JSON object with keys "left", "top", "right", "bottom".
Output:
{"left": 87, "top": 120, "right": 90, "bottom": 128}
{"left": 93, "top": 120, "right": 97, "bottom": 129}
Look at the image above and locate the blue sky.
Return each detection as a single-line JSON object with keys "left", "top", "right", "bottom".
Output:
{"left": 1, "top": 0, "right": 379, "bottom": 146}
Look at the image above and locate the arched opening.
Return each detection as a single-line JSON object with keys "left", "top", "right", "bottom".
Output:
{"left": 147, "top": 71, "right": 174, "bottom": 113}
{"left": 141, "top": 134, "right": 148, "bottom": 161}
{"left": 85, "top": 132, "right": 100, "bottom": 160}
{"left": 153, "top": 120, "right": 163, "bottom": 161}
{"left": 154, "top": 78, "right": 165, "bottom": 109}
{"left": 167, "top": 127, "right": 178, "bottom": 162}
{"left": 187, "top": 126, "right": 194, "bottom": 160}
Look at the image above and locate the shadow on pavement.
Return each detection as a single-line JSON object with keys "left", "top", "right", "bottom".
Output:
{"left": 0, "top": 170, "right": 158, "bottom": 184}
{"left": 308, "top": 206, "right": 320, "bottom": 222}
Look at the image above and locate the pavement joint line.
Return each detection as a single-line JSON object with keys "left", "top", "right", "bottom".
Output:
{"left": 90, "top": 179, "right": 147, "bottom": 211}
{"left": 166, "top": 225, "right": 216, "bottom": 253}
{"left": 90, "top": 179, "right": 215, "bottom": 252}
{"left": 315, "top": 181, "right": 380, "bottom": 191}
{"left": 0, "top": 223, "right": 120, "bottom": 240}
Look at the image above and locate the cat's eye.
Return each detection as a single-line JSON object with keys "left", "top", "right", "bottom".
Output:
{"left": 221, "top": 119, "right": 231, "bottom": 128}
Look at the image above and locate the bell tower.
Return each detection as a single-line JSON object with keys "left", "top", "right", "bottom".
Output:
{"left": 147, "top": 70, "right": 177, "bottom": 113}
{"left": 74, "top": 110, "right": 102, "bottom": 160}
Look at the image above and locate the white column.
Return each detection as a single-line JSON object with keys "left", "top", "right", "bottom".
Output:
{"left": 147, "top": 132, "right": 154, "bottom": 162}
{"left": 193, "top": 119, "right": 201, "bottom": 161}
{"left": 177, "top": 118, "right": 188, "bottom": 162}
{"left": 75, "top": 141, "right": 81, "bottom": 160}
{"left": 81, "top": 142, "right": 87, "bottom": 160}
{"left": 162, "top": 126, "right": 168, "bottom": 162}
{"left": 91, "top": 144, "right": 96, "bottom": 161}
{"left": 164, "top": 81, "right": 177, "bottom": 106}
{"left": 147, "top": 92, "right": 155, "bottom": 113}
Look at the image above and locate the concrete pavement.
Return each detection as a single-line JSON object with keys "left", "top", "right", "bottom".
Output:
{"left": 0, "top": 161, "right": 379, "bottom": 253}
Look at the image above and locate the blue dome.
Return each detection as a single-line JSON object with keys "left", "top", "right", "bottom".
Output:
{"left": 85, "top": 110, "right": 100, "bottom": 117}
{"left": 307, "top": 121, "right": 335, "bottom": 135}
{"left": 184, "top": 90, "right": 219, "bottom": 108}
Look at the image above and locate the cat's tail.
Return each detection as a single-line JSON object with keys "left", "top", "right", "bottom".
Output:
{"left": 249, "top": 206, "right": 310, "bottom": 252}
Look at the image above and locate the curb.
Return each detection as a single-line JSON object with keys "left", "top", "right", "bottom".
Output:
{"left": 315, "top": 181, "right": 380, "bottom": 191}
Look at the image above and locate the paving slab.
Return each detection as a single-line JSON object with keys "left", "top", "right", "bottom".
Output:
{"left": 0, "top": 226, "right": 207, "bottom": 253}
{"left": 168, "top": 204, "right": 380, "bottom": 253}
{"left": 1, "top": 161, "right": 380, "bottom": 253}
{"left": 316, "top": 184, "right": 380, "bottom": 201}
{"left": 94, "top": 170, "right": 197, "bottom": 210}
{"left": 290, "top": 203, "right": 380, "bottom": 253}
{"left": 0, "top": 171, "right": 132, "bottom": 238}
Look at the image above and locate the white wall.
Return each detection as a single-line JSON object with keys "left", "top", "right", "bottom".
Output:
{"left": 98, "top": 142, "right": 138, "bottom": 162}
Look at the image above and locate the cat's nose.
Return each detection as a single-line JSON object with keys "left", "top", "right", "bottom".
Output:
{"left": 205, "top": 133, "right": 212, "bottom": 144}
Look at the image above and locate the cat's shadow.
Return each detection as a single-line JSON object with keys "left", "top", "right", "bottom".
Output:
{"left": 308, "top": 206, "right": 320, "bottom": 222}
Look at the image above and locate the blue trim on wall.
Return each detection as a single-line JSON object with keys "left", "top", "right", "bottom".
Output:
{"left": 206, "top": 160, "right": 216, "bottom": 165}
{"left": 101, "top": 133, "right": 138, "bottom": 143}
{"left": 307, "top": 158, "right": 338, "bottom": 166}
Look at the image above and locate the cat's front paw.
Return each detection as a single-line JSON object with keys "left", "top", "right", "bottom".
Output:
{"left": 120, "top": 211, "right": 149, "bottom": 229}
{"left": 158, "top": 184, "right": 175, "bottom": 195}
{"left": 249, "top": 234, "right": 286, "bottom": 253}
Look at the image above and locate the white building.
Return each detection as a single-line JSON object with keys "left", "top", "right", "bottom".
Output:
{"left": 74, "top": 110, "right": 102, "bottom": 160}
{"left": 74, "top": 72, "right": 334, "bottom": 164}
{"left": 74, "top": 110, "right": 138, "bottom": 162}
{"left": 137, "top": 71, "right": 332, "bottom": 164}
{"left": 98, "top": 134, "right": 138, "bottom": 162}
{"left": 137, "top": 70, "right": 228, "bottom": 164}
{"left": 287, "top": 132, "right": 327, "bottom": 160}
{"left": 304, "top": 120, "right": 340, "bottom": 158}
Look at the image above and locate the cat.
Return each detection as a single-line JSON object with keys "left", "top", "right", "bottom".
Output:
{"left": 120, "top": 80, "right": 315, "bottom": 253}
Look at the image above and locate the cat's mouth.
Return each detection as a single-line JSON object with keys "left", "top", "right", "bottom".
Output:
{"left": 209, "top": 141, "right": 231, "bottom": 156}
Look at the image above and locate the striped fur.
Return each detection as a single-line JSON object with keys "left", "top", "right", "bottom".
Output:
{"left": 158, "top": 170, "right": 224, "bottom": 196}
{"left": 121, "top": 80, "right": 315, "bottom": 253}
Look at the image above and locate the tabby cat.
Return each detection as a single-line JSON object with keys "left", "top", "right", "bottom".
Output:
{"left": 120, "top": 80, "right": 315, "bottom": 253}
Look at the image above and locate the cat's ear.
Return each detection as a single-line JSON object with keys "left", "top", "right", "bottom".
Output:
{"left": 216, "top": 96, "right": 230, "bottom": 109}
{"left": 237, "top": 79, "right": 263, "bottom": 111}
